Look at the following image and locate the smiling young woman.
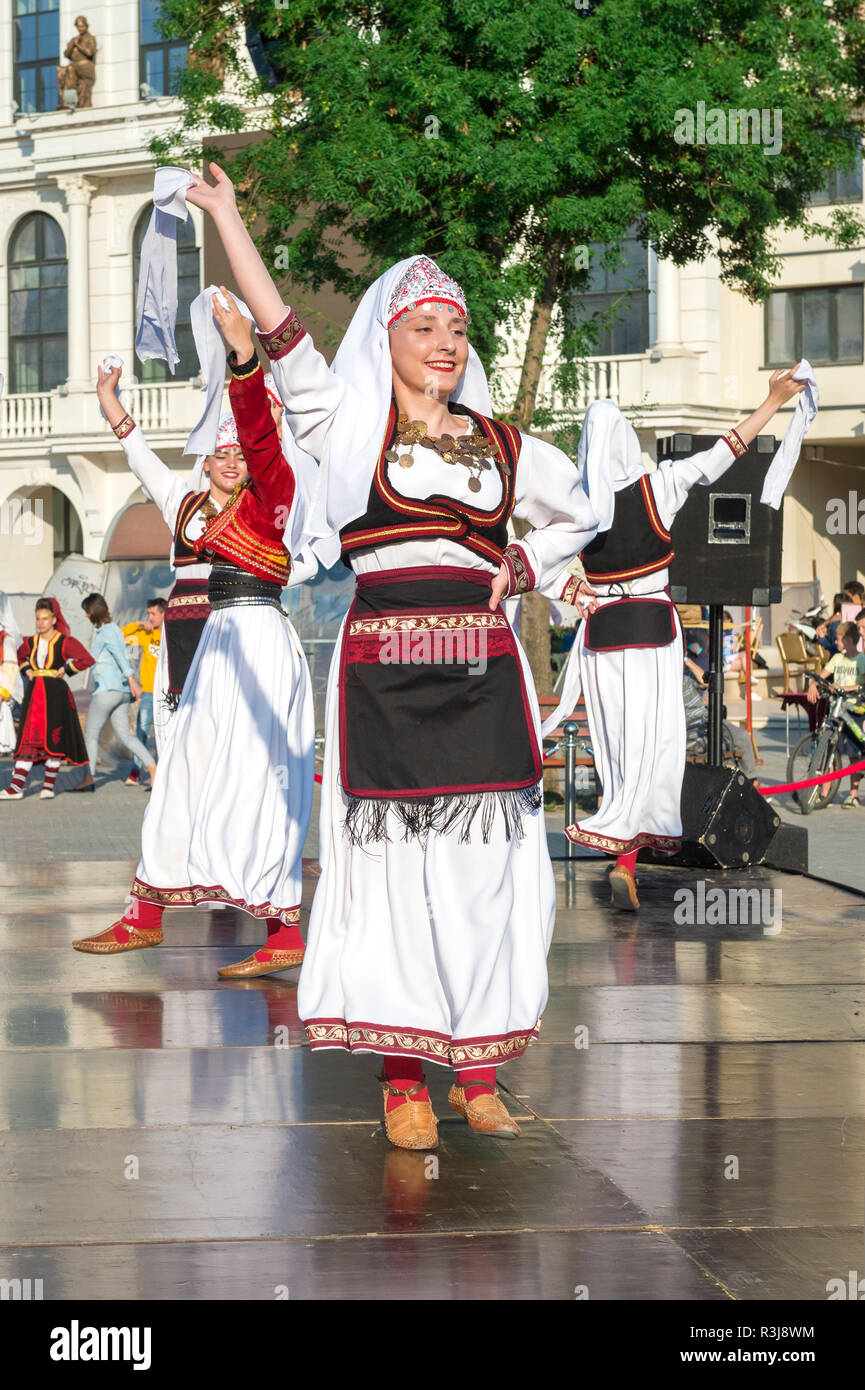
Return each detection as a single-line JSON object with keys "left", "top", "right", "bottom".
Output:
{"left": 185, "top": 162, "right": 602, "bottom": 1151}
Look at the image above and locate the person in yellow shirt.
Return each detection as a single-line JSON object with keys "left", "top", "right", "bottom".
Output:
{"left": 122, "top": 598, "right": 166, "bottom": 787}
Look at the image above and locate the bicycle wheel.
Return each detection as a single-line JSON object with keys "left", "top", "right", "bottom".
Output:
{"left": 787, "top": 730, "right": 840, "bottom": 814}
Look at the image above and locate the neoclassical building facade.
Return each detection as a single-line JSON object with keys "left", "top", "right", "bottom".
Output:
{"left": 1, "top": 5, "right": 863, "bottom": 605}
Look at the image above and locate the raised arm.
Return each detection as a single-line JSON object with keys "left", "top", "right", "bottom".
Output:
{"left": 186, "top": 170, "right": 345, "bottom": 461}
{"left": 96, "top": 364, "right": 190, "bottom": 528}
{"left": 651, "top": 365, "right": 806, "bottom": 529}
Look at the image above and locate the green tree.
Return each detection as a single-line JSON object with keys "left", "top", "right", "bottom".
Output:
{"left": 156, "top": 0, "right": 865, "bottom": 691}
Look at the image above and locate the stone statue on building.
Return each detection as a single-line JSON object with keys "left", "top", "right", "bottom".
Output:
{"left": 56, "top": 17, "right": 97, "bottom": 110}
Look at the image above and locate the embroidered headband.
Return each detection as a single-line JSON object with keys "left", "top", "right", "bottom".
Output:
{"left": 387, "top": 255, "right": 467, "bottom": 328}
{"left": 215, "top": 410, "right": 239, "bottom": 451}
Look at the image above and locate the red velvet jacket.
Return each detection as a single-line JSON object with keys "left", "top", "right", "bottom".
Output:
{"left": 193, "top": 360, "right": 296, "bottom": 584}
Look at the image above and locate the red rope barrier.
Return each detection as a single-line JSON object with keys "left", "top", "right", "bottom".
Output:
{"left": 757, "top": 755, "right": 865, "bottom": 796}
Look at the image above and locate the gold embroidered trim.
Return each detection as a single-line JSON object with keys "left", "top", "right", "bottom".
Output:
{"left": 560, "top": 575, "right": 582, "bottom": 606}
{"left": 305, "top": 1019, "right": 541, "bottom": 1066}
{"left": 133, "top": 879, "right": 301, "bottom": 923}
{"left": 113, "top": 414, "right": 136, "bottom": 440}
{"left": 565, "top": 824, "right": 682, "bottom": 854}
{"left": 166, "top": 593, "right": 210, "bottom": 611}
{"left": 348, "top": 612, "right": 509, "bottom": 636}
{"left": 722, "top": 428, "right": 747, "bottom": 459}
{"left": 257, "top": 309, "right": 305, "bottom": 360}
{"left": 503, "top": 543, "right": 533, "bottom": 594}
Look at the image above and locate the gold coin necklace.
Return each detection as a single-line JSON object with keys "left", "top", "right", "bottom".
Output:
{"left": 386, "top": 414, "right": 501, "bottom": 493}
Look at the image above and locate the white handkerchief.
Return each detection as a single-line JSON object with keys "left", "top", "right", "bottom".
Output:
{"left": 98, "top": 353, "right": 125, "bottom": 419}
{"left": 760, "top": 360, "right": 818, "bottom": 510}
{"left": 134, "top": 168, "right": 197, "bottom": 373}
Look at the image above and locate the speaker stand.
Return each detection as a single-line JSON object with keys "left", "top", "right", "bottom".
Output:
{"left": 707, "top": 603, "right": 724, "bottom": 766}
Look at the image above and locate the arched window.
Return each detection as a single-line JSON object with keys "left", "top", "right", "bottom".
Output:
{"left": 8, "top": 212, "right": 68, "bottom": 393}
{"left": 133, "top": 206, "right": 201, "bottom": 382}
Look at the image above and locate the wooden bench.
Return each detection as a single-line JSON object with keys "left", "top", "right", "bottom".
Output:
{"left": 539, "top": 696, "right": 594, "bottom": 772}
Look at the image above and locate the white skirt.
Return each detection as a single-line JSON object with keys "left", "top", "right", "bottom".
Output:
{"left": 297, "top": 617, "right": 556, "bottom": 1070}
{"left": 133, "top": 603, "right": 314, "bottom": 922}
{"left": 566, "top": 609, "right": 685, "bottom": 854}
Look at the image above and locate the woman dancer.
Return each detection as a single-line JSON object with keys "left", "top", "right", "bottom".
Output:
{"left": 73, "top": 593, "right": 155, "bottom": 792}
{"left": 0, "top": 598, "right": 93, "bottom": 800}
{"left": 73, "top": 321, "right": 314, "bottom": 970}
{"left": 545, "top": 384, "right": 806, "bottom": 910}
{"left": 187, "top": 163, "right": 599, "bottom": 1150}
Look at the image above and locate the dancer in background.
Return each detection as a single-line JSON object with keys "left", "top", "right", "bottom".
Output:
{"left": 73, "top": 310, "right": 314, "bottom": 971}
{"left": 187, "top": 163, "right": 599, "bottom": 1150}
{"left": 545, "top": 377, "right": 808, "bottom": 911}
{"left": 0, "top": 592, "right": 24, "bottom": 757}
{"left": 73, "top": 593, "right": 155, "bottom": 793}
{"left": 0, "top": 597, "right": 93, "bottom": 801}
{"left": 121, "top": 598, "right": 165, "bottom": 787}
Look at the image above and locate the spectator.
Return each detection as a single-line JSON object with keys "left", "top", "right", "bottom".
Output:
{"left": 826, "top": 592, "right": 852, "bottom": 653}
{"left": 843, "top": 580, "right": 864, "bottom": 605}
{"left": 856, "top": 607, "right": 865, "bottom": 650}
{"left": 121, "top": 598, "right": 166, "bottom": 787}
{"left": 722, "top": 609, "right": 760, "bottom": 697}
{"left": 74, "top": 593, "right": 156, "bottom": 794}
{"left": 807, "top": 621, "right": 865, "bottom": 808}
{"left": 683, "top": 663, "right": 758, "bottom": 780}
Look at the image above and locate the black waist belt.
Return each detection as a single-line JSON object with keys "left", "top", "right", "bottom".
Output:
{"left": 208, "top": 563, "right": 283, "bottom": 611}
{"left": 583, "top": 596, "right": 677, "bottom": 652}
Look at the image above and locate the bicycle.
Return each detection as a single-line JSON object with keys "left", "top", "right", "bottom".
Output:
{"left": 786, "top": 675, "right": 865, "bottom": 815}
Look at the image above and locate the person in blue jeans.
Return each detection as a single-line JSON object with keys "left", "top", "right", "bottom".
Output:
{"left": 121, "top": 598, "right": 165, "bottom": 786}
{"left": 73, "top": 593, "right": 157, "bottom": 794}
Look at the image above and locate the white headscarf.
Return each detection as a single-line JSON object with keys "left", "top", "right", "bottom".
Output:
{"left": 577, "top": 398, "right": 646, "bottom": 534}
{"left": 0, "top": 590, "right": 22, "bottom": 649}
{"left": 303, "top": 255, "right": 493, "bottom": 568}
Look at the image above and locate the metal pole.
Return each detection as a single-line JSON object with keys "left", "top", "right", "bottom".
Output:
{"left": 564, "top": 719, "right": 577, "bottom": 859}
{"left": 707, "top": 603, "right": 724, "bottom": 766}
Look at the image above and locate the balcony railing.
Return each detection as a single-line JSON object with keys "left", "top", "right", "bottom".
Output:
{"left": 491, "top": 354, "right": 647, "bottom": 417}
{"left": 0, "top": 391, "right": 54, "bottom": 440}
{"left": 0, "top": 380, "right": 203, "bottom": 443}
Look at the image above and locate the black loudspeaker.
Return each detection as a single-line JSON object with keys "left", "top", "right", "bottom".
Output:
{"left": 658, "top": 764, "right": 781, "bottom": 869}
{"left": 763, "top": 822, "right": 808, "bottom": 876}
{"left": 657, "top": 432, "right": 783, "bottom": 605}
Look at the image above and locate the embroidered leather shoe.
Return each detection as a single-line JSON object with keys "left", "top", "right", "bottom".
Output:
{"left": 609, "top": 865, "right": 640, "bottom": 911}
{"left": 448, "top": 1082, "right": 521, "bottom": 1138}
{"left": 217, "top": 948, "right": 305, "bottom": 979}
{"left": 73, "top": 923, "right": 164, "bottom": 953}
{"left": 379, "top": 1075, "right": 439, "bottom": 1150}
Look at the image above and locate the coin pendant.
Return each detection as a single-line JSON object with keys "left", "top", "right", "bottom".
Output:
{"left": 385, "top": 449, "right": 399, "bottom": 463}
{"left": 399, "top": 454, "right": 414, "bottom": 468}
{"left": 468, "top": 476, "right": 482, "bottom": 493}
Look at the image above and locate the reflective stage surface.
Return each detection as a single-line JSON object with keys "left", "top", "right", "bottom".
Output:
{"left": 0, "top": 858, "right": 862, "bottom": 1299}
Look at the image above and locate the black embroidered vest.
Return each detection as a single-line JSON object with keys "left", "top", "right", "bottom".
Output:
{"left": 339, "top": 403, "right": 521, "bottom": 568}
{"left": 580, "top": 474, "right": 674, "bottom": 584}
{"left": 173, "top": 490, "right": 210, "bottom": 567}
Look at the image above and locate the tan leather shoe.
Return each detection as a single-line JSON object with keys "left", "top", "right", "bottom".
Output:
{"left": 379, "top": 1075, "right": 438, "bottom": 1150}
{"left": 217, "top": 948, "right": 305, "bottom": 979}
{"left": 448, "top": 1082, "right": 521, "bottom": 1138}
{"left": 73, "top": 922, "right": 163, "bottom": 954}
{"left": 609, "top": 865, "right": 640, "bottom": 911}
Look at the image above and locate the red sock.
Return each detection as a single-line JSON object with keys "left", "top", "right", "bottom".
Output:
{"left": 254, "top": 914, "right": 305, "bottom": 961}
{"left": 616, "top": 850, "right": 638, "bottom": 874}
{"left": 383, "top": 1055, "right": 428, "bottom": 1112}
{"left": 117, "top": 898, "right": 163, "bottom": 942}
{"left": 456, "top": 1065, "right": 496, "bottom": 1103}
{"left": 6, "top": 759, "right": 33, "bottom": 794}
